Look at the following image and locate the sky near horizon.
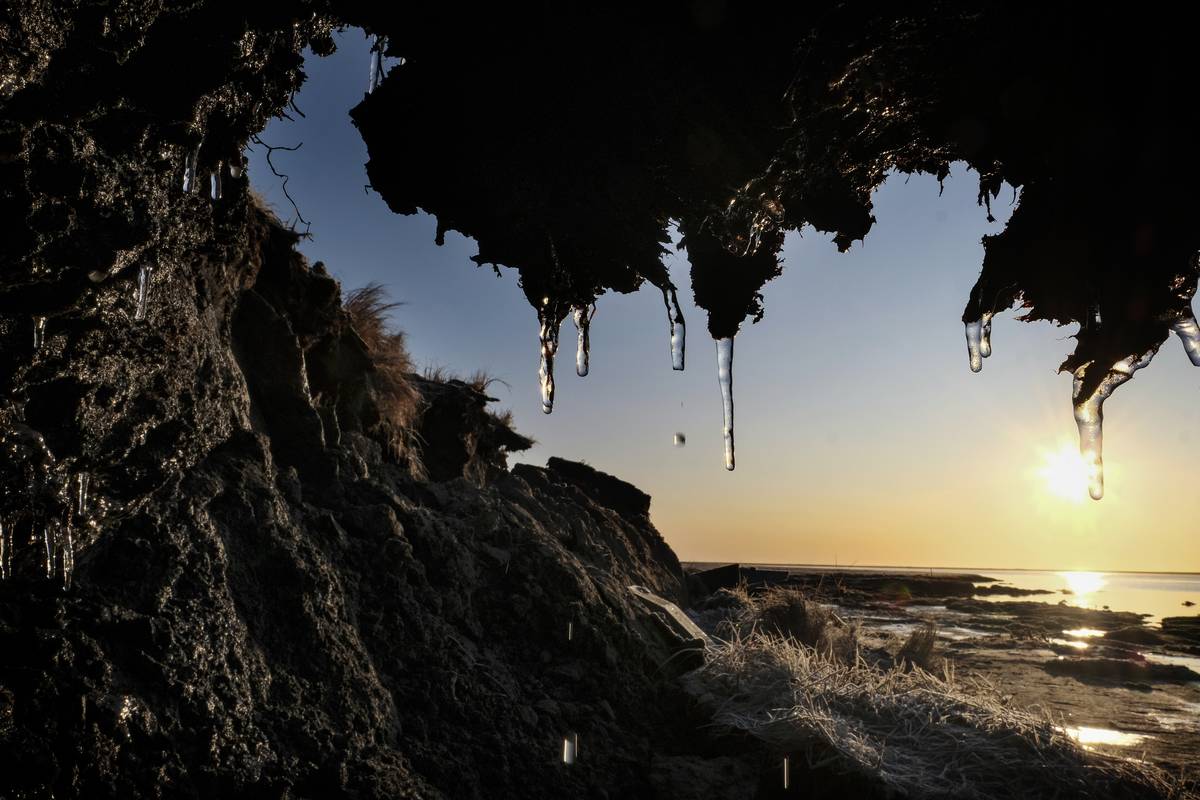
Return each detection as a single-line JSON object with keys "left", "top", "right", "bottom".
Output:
{"left": 247, "top": 30, "right": 1200, "bottom": 573}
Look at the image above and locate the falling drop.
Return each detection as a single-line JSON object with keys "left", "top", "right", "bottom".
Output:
{"left": 182, "top": 145, "right": 200, "bottom": 193}
{"left": 538, "top": 308, "right": 561, "bottom": 414}
{"left": 43, "top": 525, "right": 55, "bottom": 579}
{"left": 964, "top": 319, "right": 984, "bottom": 372}
{"left": 673, "top": 432, "right": 686, "bottom": 447}
{"left": 33, "top": 316, "right": 46, "bottom": 350}
{"left": 1073, "top": 349, "right": 1156, "bottom": 501}
{"left": 979, "top": 312, "right": 994, "bottom": 358}
{"left": 210, "top": 163, "right": 223, "bottom": 201}
{"left": 571, "top": 305, "right": 594, "bottom": 377}
{"left": 662, "top": 287, "right": 686, "bottom": 371}
{"left": 716, "top": 337, "right": 735, "bottom": 470}
{"left": 562, "top": 733, "right": 579, "bottom": 764}
{"left": 1171, "top": 313, "right": 1200, "bottom": 366}
{"left": 134, "top": 265, "right": 154, "bottom": 321}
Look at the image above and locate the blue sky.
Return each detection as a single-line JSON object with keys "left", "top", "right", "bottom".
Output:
{"left": 247, "top": 30, "right": 1200, "bottom": 571}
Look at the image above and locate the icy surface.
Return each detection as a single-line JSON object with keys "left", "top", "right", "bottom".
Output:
{"left": 571, "top": 305, "right": 594, "bottom": 377}
{"left": 716, "top": 337, "right": 735, "bottom": 470}
{"left": 538, "top": 308, "right": 561, "bottom": 414}
{"left": 964, "top": 319, "right": 984, "bottom": 372}
{"left": 134, "top": 265, "right": 154, "bottom": 321}
{"left": 662, "top": 287, "right": 686, "bottom": 370}
{"left": 1170, "top": 313, "right": 1200, "bottom": 366}
{"left": 1073, "top": 348, "right": 1156, "bottom": 500}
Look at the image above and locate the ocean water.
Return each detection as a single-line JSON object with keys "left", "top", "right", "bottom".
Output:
{"left": 753, "top": 564, "right": 1200, "bottom": 625}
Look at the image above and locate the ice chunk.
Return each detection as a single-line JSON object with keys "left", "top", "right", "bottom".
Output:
{"left": 571, "top": 304, "right": 594, "bottom": 377}
{"left": 716, "top": 337, "right": 735, "bottom": 470}
{"left": 33, "top": 316, "right": 46, "bottom": 350}
{"left": 662, "top": 287, "right": 686, "bottom": 370}
{"left": 1170, "top": 313, "right": 1200, "bottom": 366}
{"left": 538, "top": 308, "right": 561, "bottom": 414}
{"left": 1073, "top": 348, "right": 1157, "bottom": 500}
{"left": 965, "top": 319, "right": 984, "bottom": 372}
{"left": 134, "top": 265, "right": 154, "bottom": 321}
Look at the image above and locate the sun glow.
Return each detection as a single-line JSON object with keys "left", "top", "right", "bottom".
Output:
{"left": 1060, "top": 572, "right": 1106, "bottom": 597}
{"left": 1035, "top": 443, "right": 1090, "bottom": 503}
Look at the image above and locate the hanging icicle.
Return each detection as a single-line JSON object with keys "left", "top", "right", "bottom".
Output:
{"left": 210, "top": 161, "right": 223, "bottom": 201}
{"left": 1170, "top": 312, "right": 1200, "bottom": 366}
{"left": 33, "top": 316, "right": 46, "bottom": 350}
{"left": 716, "top": 337, "right": 735, "bottom": 470}
{"left": 368, "top": 35, "right": 387, "bottom": 93}
{"left": 134, "top": 264, "right": 155, "bottom": 321}
{"left": 182, "top": 145, "right": 201, "bottom": 193}
{"left": 662, "top": 287, "right": 686, "bottom": 371}
{"left": 538, "top": 303, "right": 561, "bottom": 414}
{"left": 1073, "top": 348, "right": 1157, "bottom": 501}
{"left": 571, "top": 304, "right": 595, "bottom": 377}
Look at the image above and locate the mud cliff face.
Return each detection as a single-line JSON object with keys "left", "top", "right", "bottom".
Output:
{"left": 0, "top": 5, "right": 714, "bottom": 796}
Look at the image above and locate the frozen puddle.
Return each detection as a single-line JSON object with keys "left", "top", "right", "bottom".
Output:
{"left": 1063, "top": 726, "right": 1150, "bottom": 748}
{"left": 877, "top": 622, "right": 997, "bottom": 641}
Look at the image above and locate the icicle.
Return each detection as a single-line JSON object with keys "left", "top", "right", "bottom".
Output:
{"left": 979, "top": 311, "right": 994, "bottom": 359}
{"left": 567, "top": 621, "right": 574, "bottom": 642}
{"left": 368, "top": 35, "right": 386, "bottom": 93}
{"left": 43, "top": 525, "right": 55, "bottom": 579}
{"left": 562, "top": 733, "right": 578, "bottom": 764}
{"left": 662, "top": 287, "right": 686, "bottom": 370}
{"left": 1073, "top": 349, "right": 1156, "bottom": 501}
{"left": 783, "top": 756, "right": 790, "bottom": 790}
{"left": 33, "top": 316, "right": 46, "bottom": 350}
{"left": 134, "top": 264, "right": 154, "bottom": 321}
{"left": 60, "top": 524, "right": 74, "bottom": 590}
{"left": 716, "top": 337, "right": 735, "bottom": 470}
{"left": 210, "top": 162, "right": 223, "bottom": 201}
{"left": 571, "top": 305, "right": 594, "bottom": 377}
{"left": 964, "top": 319, "right": 984, "bottom": 372}
{"left": 0, "top": 521, "right": 8, "bottom": 580}
{"left": 538, "top": 307, "right": 561, "bottom": 414}
{"left": 1170, "top": 313, "right": 1200, "bottom": 366}
{"left": 77, "top": 472, "right": 90, "bottom": 517}
{"left": 182, "top": 146, "right": 200, "bottom": 192}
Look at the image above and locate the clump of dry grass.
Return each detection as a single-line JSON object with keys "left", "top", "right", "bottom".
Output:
{"left": 897, "top": 621, "right": 939, "bottom": 672}
{"left": 717, "top": 586, "right": 859, "bottom": 663}
{"left": 686, "top": 633, "right": 1190, "bottom": 800}
{"left": 344, "top": 284, "right": 424, "bottom": 474}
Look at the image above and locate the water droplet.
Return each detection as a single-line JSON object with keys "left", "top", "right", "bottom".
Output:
{"left": 538, "top": 308, "right": 561, "bottom": 414}
{"left": 1171, "top": 313, "right": 1200, "bottom": 366}
{"left": 32, "top": 316, "right": 46, "bottom": 350}
{"left": 716, "top": 337, "right": 735, "bottom": 470}
{"left": 1073, "top": 349, "right": 1156, "bottom": 500}
{"left": 562, "top": 733, "right": 579, "bottom": 764}
{"left": 134, "top": 265, "right": 155, "bottom": 321}
{"left": 673, "top": 432, "right": 686, "bottom": 447}
{"left": 572, "top": 305, "right": 594, "bottom": 377}
{"left": 663, "top": 287, "right": 686, "bottom": 371}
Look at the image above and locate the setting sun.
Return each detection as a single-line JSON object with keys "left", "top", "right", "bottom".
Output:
{"left": 1035, "top": 443, "right": 1090, "bottom": 503}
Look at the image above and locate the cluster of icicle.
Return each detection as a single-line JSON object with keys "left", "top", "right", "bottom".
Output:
{"left": 0, "top": 452, "right": 89, "bottom": 591}
{"left": 965, "top": 305, "right": 1200, "bottom": 500}
{"left": 181, "top": 140, "right": 240, "bottom": 202}
{"left": 533, "top": 286, "right": 719, "bottom": 454}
